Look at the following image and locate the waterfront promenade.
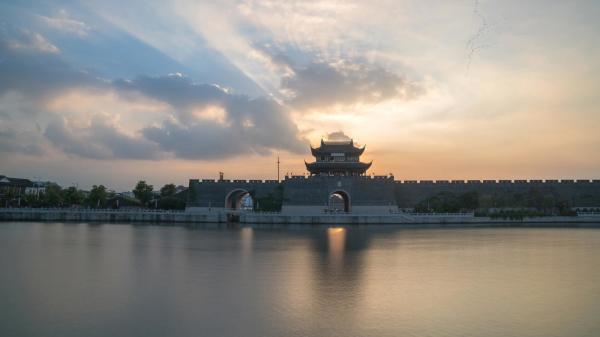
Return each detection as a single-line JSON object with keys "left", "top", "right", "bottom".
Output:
{"left": 1, "top": 208, "right": 599, "bottom": 226}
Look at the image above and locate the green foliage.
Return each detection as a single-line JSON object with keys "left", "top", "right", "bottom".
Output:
{"left": 133, "top": 180, "right": 154, "bottom": 205}
{"left": 414, "top": 191, "right": 478, "bottom": 213}
{"left": 487, "top": 209, "right": 545, "bottom": 220}
{"left": 254, "top": 185, "right": 284, "bottom": 212}
{"left": 62, "top": 186, "right": 84, "bottom": 206}
{"left": 87, "top": 185, "right": 108, "bottom": 208}
{"left": 160, "top": 183, "right": 177, "bottom": 197}
{"left": 23, "top": 193, "right": 39, "bottom": 207}
{"left": 459, "top": 191, "right": 479, "bottom": 210}
{"left": 413, "top": 187, "right": 578, "bottom": 216}
{"left": 481, "top": 206, "right": 576, "bottom": 219}
{"left": 107, "top": 195, "right": 142, "bottom": 209}
{"left": 41, "top": 183, "right": 63, "bottom": 207}
{"left": 157, "top": 196, "right": 185, "bottom": 210}
{"left": 555, "top": 200, "right": 577, "bottom": 216}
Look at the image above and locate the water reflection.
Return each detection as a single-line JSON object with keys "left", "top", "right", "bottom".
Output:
{"left": 327, "top": 227, "right": 346, "bottom": 267}
{"left": 1, "top": 223, "right": 600, "bottom": 337}
{"left": 240, "top": 227, "right": 253, "bottom": 257}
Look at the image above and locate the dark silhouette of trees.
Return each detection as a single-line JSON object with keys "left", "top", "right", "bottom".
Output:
{"left": 87, "top": 185, "right": 108, "bottom": 208}
{"left": 133, "top": 181, "right": 154, "bottom": 206}
{"left": 62, "top": 186, "right": 84, "bottom": 206}
{"left": 160, "top": 183, "right": 177, "bottom": 197}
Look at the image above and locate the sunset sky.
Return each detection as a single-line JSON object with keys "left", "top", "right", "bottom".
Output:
{"left": 1, "top": 0, "right": 599, "bottom": 190}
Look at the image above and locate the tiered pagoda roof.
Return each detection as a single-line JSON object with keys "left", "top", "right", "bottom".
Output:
{"left": 310, "top": 139, "right": 366, "bottom": 157}
{"left": 305, "top": 138, "right": 372, "bottom": 176}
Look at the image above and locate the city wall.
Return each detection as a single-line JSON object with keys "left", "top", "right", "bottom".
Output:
{"left": 395, "top": 179, "right": 600, "bottom": 208}
{"left": 186, "top": 176, "right": 600, "bottom": 212}
{"left": 281, "top": 175, "right": 396, "bottom": 213}
{"left": 186, "top": 179, "right": 280, "bottom": 211}
{"left": 186, "top": 176, "right": 398, "bottom": 214}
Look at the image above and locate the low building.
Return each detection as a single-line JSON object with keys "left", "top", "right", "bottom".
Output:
{"left": 0, "top": 175, "right": 33, "bottom": 197}
{"left": 25, "top": 181, "right": 47, "bottom": 196}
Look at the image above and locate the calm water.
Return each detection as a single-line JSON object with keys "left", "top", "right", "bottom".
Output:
{"left": 1, "top": 223, "right": 600, "bottom": 337}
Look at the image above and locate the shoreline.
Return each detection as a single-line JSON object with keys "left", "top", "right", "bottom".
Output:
{"left": 1, "top": 209, "right": 599, "bottom": 227}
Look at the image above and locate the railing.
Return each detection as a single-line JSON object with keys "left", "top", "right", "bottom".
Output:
{"left": 406, "top": 212, "right": 475, "bottom": 217}
{"left": 576, "top": 212, "right": 600, "bottom": 216}
{"left": 225, "top": 209, "right": 476, "bottom": 217}
{"left": 0, "top": 207, "right": 185, "bottom": 213}
{"left": 224, "top": 209, "right": 285, "bottom": 215}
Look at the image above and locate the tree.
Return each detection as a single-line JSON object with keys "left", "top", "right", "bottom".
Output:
{"left": 459, "top": 191, "right": 479, "bottom": 210}
{"left": 255, "top": 185, "right": 284, "bottom": 212}
{"left": 160, "top": 183, "right": 177, "bottom": 197}
{"left": 62, "top": 186, "right": 84, "bottom": 206}
{"left": 157, "top": 196, "right": 185, "bottom": 210}
{"left": 414, "top": 191, "right": 479, "bottom": 213}
{"left": 87, "top": 185, "right": 108, "bottom": 208}
{"left": 133, "top": 180, "right": 154, "bottom": 206}
{"left": 23, "top": 193, "right": 40, "bottom": 207}
{"left": 41, "top": 183, "right": 63, "bottom": 207}
{"left": 526, "top": 188, "right": 544, "bottom": 209}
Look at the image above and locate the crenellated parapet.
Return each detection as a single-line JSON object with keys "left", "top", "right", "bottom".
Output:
{"left": 187, "top": 175, "right": 398, "bottom": 214}
{"left": 394, "top": 178, "right": 600, "bottom": 208}
{"left": 185, "top": 132, "right": 599, "bottom": 214}
{"left": 392, "top": 179, "right": 599, "bottom": 184}
{"left": 187, "top": 178, "right": 281, "bottom": 210}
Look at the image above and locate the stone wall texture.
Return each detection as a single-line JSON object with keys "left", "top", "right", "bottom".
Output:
{"left": 395, "top": 180, "right": 600, "bottom": 208}
{"left": 187, "top": 177, "right": 600, "bottom": 211}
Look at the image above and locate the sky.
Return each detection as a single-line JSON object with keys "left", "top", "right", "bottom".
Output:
{"left": 0, "top": 0, "right": 599, "bottom": 191}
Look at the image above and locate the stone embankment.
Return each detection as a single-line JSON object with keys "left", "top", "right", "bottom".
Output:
{"left": 0, "top": 208, "right": 225, "bottom": 223}
{"left": 1, "top": 208, "right": 600, "bottom": 226}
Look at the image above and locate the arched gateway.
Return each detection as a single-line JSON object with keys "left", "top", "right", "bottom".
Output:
{"left": 224, "top": 189, "right": 251, "bottom": 210}
{"left": 186, "top": 136, "right": 398, "bottom": 215}
{"left": 328, "top": 190, "right": 351, "bottom": 212}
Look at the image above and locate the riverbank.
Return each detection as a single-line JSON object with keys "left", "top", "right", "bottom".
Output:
{"left": 1, "top": 208, "right": 600, "bottom": 226}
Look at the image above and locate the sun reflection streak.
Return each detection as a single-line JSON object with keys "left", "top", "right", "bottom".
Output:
{"left": 327, "top": 227, "right": 346, "bottom": 268}
{"left": 240, "top": 227, "right": 254, "bottom": 258}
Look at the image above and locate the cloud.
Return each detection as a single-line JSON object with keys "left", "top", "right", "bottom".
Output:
{"left": 325, "top": 131, "right": 351, "bottom": 142}
{"left": 0, "top": 35, "right": 103, "bottom": 102}
{"left": 141, "top": 95, "right": 306, "bottom": 159}
{"left": 45, "top": 117, "right": 160, "bottom": 160}
{"left": 0, "top": 33, "right": 306, "bottom": 160}
{"left": 113, "top": 74, "right": 227, "bottom": 123}
{"left": 281, "top": 60, "right": 424, "bottom": 110}
{"left": 5, "top": 30, "right": 59, "bottom": 54}
{"left": 0, "top": 128, "right": 44, "bottom": 155}
{"left": 39, "top": 10, "right": 91, "bottom": 37}
{"left": 114, "top": 73, "right": 306, "bottom": 158}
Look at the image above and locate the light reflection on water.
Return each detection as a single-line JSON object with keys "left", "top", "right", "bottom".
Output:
{"left": 1, "top": 222, "right": 600, "bottom": 337}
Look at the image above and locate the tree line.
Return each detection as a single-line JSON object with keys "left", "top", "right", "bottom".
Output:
{"left": 412, "top": 187, "right": 576, "bottom": 216}
{"left": 5, "top": 181, "right": 186, "bottom": 210}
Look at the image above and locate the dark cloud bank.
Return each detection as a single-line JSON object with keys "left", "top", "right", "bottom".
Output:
{"left": 0, "top": 35, "right": 304, "bottom": 160}
{"left": 253, "top": 42, "right": 424, "bottom": 109}
{"left": 281, "top": 61, "right": 423, "bottom": 110}
{"left": 1, "top": 32, "right": 422, "bottom": 160}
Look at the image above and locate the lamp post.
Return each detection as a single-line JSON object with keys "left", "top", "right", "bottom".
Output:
{"left": 277, "top": 156, "right": 280, "bottom": 182}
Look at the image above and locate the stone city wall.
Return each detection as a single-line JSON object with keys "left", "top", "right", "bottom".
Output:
{"left": 186, "top": 177, "right": 600, "bottom": 213}
{"left": 395, "top": 179, "right": 600, "bottom": 208}
{"left": 187, "top": 179, "right": 279, "bottom": 209}
{"left": 187, "top": 175, "right": 398, "bottom": 213}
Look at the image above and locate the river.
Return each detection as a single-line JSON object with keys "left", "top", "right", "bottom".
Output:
{"left": 1, "top": 222, "right": 599, "bottom": 337}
